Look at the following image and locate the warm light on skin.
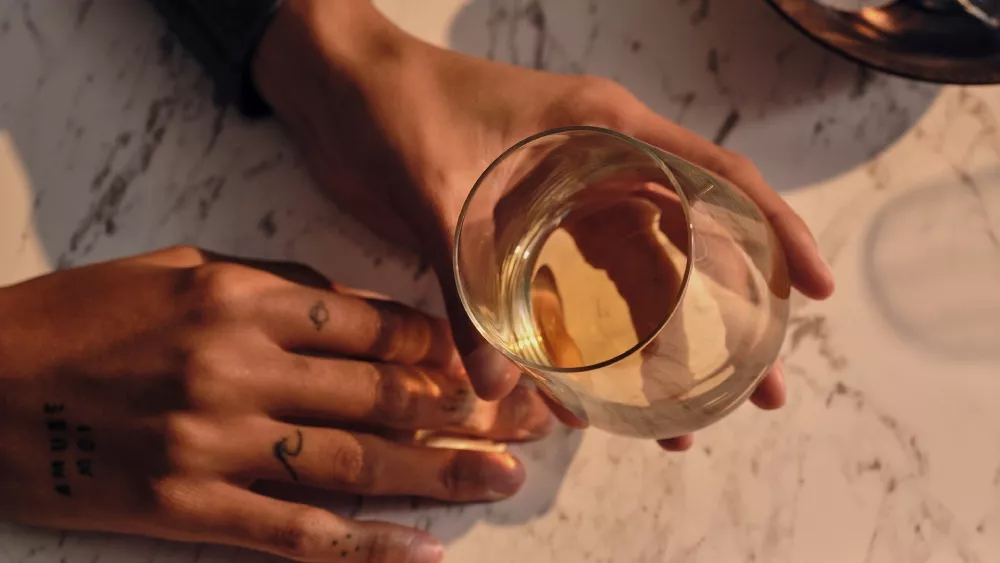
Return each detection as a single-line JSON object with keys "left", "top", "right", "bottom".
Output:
{"left": 415, "top": 431, "right": 509, "bottom": 453}
{"left": 858, "top": 6, "right": 896, "bottom": 29}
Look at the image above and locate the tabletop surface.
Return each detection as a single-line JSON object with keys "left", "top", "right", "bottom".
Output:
{"left": 1, "top": 1, "right": 999, "bottom": 562}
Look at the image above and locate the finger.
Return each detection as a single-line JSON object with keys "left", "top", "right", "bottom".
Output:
{"left": 631, "top": 110, "right": 834, "bottom": 299}
{"left": 749, "top": 361, "right": 786, "bottom": 410}
{"left": 426, "top": 196, "right": 522, "bottom": 401}
{"left": 198, "top": 249, "right": 335, "bottom": 290}
{"left": 165, "top": 481, "right": 443, "bottom": 563}
{"left": 263, "top": 357, "right": 551, "bottom": 439}
{"left": 265, "top": 358, "right": 472, "bottom": 429}
{"left": 253, "top": 281, "right": 459, "bottom": 368}
{"left": 657, "top": 434, "right": 694, "bottom": 452}
{"left": 434, "top": 250, "right": 522, "bottom": 400}
{"left": 444, "top": 383, "right": 554, "bottom": 440}
{"left": 238, "top": 423, "right": 525, "bottom": 502}
{"left": 458, "top": 343, "right": 522, "bottom": 401}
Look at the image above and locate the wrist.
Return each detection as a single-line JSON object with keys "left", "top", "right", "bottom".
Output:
{"left": 251, "top": 0, "right": 422, "bottom": 114}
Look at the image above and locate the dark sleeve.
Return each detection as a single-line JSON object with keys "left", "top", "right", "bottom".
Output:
{"left": 147, "top": 0, "right": 284, "bottom": 117}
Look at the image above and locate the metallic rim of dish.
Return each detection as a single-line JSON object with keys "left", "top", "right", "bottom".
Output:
{"left": 765, "top": 0, "right": 1000, "bottom": 84}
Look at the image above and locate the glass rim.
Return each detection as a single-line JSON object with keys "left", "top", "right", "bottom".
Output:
{"left": 452, "top": 125, "right": 696, "bottom": 374}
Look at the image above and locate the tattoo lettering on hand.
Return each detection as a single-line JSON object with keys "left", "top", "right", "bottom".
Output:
{"left": 43, "top": 404, "right": 97, "bottom": 497}
{"left": 273, "top": 429, "right": 304, "bottom": 481}
{"left": 309, "top": 301, "right": 330, "bottom": 332}
{"left": 76, "top": 459, "right": 93, "bottom": 477}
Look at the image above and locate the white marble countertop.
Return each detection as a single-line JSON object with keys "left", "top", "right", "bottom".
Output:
{"left": 1, "top": 0, "right": 999, "bottom": 562}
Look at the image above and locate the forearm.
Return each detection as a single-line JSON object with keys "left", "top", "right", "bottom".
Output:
{"left": 146, "top": 0, "right": 419, "bottom": 117}
{"left": 146, "top": 0, "right": 284, "bottom": 115}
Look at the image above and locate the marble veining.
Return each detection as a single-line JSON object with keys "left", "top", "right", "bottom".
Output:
{"left": 0, "top": 0, "right": 998, "bottom": 562}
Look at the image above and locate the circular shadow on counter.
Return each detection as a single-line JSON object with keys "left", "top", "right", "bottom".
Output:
{"left": 864, "top": 167, "right": 1000, "bottom": 360}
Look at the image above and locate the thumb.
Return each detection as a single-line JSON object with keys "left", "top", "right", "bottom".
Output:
{"left": 429, "top": 246, "right": 522, "bottom": 402}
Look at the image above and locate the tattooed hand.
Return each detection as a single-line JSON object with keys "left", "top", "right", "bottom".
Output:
{"left": 0, "top": 246, "right": 551, "bottom": 563}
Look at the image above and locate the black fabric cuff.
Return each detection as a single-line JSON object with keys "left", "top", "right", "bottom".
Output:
{"left": 148, "top": 0, "right": 284, "bottom": 118}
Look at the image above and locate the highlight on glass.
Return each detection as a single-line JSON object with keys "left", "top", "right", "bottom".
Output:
{"left": 454, "top": 126, "right": 791, "bottom": 439}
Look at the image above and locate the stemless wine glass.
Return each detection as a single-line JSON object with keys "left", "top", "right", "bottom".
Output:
{"left": 453, "top": 126, "right": 791, "bottom": 439}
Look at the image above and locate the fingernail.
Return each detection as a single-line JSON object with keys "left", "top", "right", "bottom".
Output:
{"left": 462, "top": 346, "right": 519, "bottom": 400}
{"left": 770, "top": 361, "right": 784, "bottom": 379}
{"left": 482, "top": 452, "right": 525, "bottom": 500}
{"left": 657, "top": 435, "right": 694, "bottom": 452}
{"left": 819, "top": 252, "right": 834, "bottom": 278}
{"left": 409, "top": 534, "right": 444, "bottom": 563}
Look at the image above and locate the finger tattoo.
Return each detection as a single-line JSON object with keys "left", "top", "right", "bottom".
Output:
{"left": 309, "top": 301, "right": 330, "bottom": 332}
{"left": 273, "top": 429, "right": 304, "bottom": 481}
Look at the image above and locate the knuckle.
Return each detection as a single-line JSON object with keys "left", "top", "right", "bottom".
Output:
{"left": 147, "top": 477, "right": 189, "bottom": 516}
{"left": 577, "top": 75, "right": 630, "bottom": 101}
{"left": 374, "top": 368, "right": 420, "bottom": 428}
{"left": 438, "top": 450, "right": 490, "bottom": 500}
{"left": 181, "top": 345, "right": 225, "bottom": 378}
{"left": 364, "top": 531, "right": 402, "bottom": 563}
{"left": 158, "top": 415, "right": 207, "bottom": 471}
{"left": 269, "top": 507, "right": 329, "bottom": 559}
{"left": 176, "top": 346, "right": 231, "bottom": 405}
{"left": 183, "top": 263, "right": 249, "bottom": 318}
{"left": 440, "top": 454, "right": 467, "bottom": 498}
{"left": 439, "top": 383, "right": 475, "bottom": 424}
{"left": 565, "top": 75, "right": 638, "bottom": 131}
{"left": 459, "top": 411, "right": 494, "bottom": 436}
{"left": 331, "top": 438, "right": 378, "bottom": 491}
{"left": 717, "top": 150, "right": 755, "bottom": 177}
{"left": 366, "top": 304, "right": 407, "bottom": 361}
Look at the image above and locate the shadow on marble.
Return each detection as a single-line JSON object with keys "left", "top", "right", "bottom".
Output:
{"left": 448, "top": 0, "right": 941, "bottom": 191}
{"left": 0, "top": 0, "right": 418, "bottom": 287}
{"left": 863, "top": 165, "right": 1000, "bottom": 361}
{"left": 316, "top": 427, "right": 585, "bottom": 545}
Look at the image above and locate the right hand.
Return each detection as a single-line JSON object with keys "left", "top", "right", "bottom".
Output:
{"left": 0, "top": 246, "right": 552, "bottom": 563}
{"left": 252, "top": 0, "right": 834, "bottom": 427}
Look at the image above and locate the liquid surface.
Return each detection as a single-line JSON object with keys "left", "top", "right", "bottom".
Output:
{"left": 491, "top": 187, "right": 787, "bottom": 418}
{"left": 497, "top": 194, "right": 687, "bottom": 369}
{"left": 457, "top": 128, "right": 791, "bottom": 436}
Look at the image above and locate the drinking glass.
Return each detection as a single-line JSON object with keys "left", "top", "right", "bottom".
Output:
{"left": 453, "top": 127, "right": 791, "bottom": 439}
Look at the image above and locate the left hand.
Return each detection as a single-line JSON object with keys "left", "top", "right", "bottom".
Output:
{"left": 251, "top": 0, "right": 835, "bottom": 450}
{"left": 0, "top": 246, "right": 552, "bottom": 562}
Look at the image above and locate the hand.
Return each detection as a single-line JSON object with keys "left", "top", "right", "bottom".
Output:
{"left": 0, "top": 246, "right": 551, "bottom": 563}
{"left": 252, "top": 0, "right": 835, "bottom": 449}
